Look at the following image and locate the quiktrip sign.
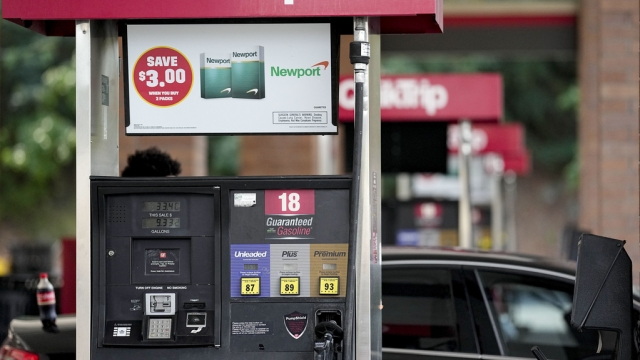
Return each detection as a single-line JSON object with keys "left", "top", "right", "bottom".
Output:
{"left": 339, "top": 73, "right": 502, "bottom": 122}
{"left": 447, "top": 123, "right": 524, "bottom": 155}
{"left": 447, "top": 123, "right": 530, "bottom": 175}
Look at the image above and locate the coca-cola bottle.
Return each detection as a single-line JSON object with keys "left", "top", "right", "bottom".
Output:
{"left": 36, "top": 272, "right": 58, "bottom": 332}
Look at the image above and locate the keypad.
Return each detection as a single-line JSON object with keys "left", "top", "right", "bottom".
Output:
{"left": 148, "top": 318, "right": 172, "bottom": 339}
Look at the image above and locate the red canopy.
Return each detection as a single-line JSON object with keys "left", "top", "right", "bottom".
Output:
{"left": 2, "top": 0, "right": 443, "bottom": 36}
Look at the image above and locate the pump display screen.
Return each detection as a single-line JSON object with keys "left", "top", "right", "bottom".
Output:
{"left": 143, "top": 201, "right": 181, "bottom": 212}
{"left": 142, "top": 218, "right": 181, "bottom": 228}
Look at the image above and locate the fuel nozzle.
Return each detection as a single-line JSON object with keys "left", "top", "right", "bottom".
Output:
{"left": 314, "top": 321, "right": 343, "bottom": 360}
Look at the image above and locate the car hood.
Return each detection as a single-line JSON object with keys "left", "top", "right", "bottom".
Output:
{"left": 7, "top": 315, "right": 76, "bottom": 354}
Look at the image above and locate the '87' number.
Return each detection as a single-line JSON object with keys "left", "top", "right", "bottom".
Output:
{"left": 278, "top": 192, "right": 300, "bottom": 212}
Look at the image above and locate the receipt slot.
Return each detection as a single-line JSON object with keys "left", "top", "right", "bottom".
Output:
{"left": 91, "top": 176, "right": 351, "bottom": 359}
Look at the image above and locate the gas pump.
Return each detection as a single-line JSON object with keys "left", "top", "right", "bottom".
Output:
{"left": 1, "top": 1, "right": 443, "bottom": 359}
{"left": 91, "top": 176, "right": 351, "bottom": 359}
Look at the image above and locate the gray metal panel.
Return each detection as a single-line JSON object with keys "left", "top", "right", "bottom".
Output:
{"left": 368, "top": 20, "right": 383, "bottom": 360}
{"left": 76, "top": 20, "right": 120, "bottom": 360}
{"left": 353, "top": 16, "right": 383, "bottom": 360}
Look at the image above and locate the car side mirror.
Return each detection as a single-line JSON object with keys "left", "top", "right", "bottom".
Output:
{"left": 570, "top": 233, "right": 635, "bottom": 360}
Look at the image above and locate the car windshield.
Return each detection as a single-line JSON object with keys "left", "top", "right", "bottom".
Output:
{"left": 478, "top": 271, "right": 601, "bottom": 359}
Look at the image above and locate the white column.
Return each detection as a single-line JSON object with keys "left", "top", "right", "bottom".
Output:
{"left": 76, "top": 20, "right": 120, "bottom": 360}
{"left": 458, "top": 120, "right": 473, "bottom": 248}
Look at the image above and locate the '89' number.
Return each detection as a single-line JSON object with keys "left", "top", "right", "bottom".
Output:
{"left": 278, "top": 192, "right": 300, "bottom": 212}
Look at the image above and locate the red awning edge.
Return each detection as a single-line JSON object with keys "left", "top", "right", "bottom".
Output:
{"left": 2, "top": 0, "right": 443, "bottom": 36}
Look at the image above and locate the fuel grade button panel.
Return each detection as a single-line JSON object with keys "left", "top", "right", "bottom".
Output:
{"left": 240, "top": 277, "right": 261, "bottom": 296}
{"left": 318, "top": 277, "right": 339, "bottom": 295}
{"left": 279, "top": 277, "right": 300, "bottom": 295}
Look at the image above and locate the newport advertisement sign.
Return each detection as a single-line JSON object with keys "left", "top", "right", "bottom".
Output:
{"left": 125, "top": 23, "right": 336, "bottom": 135}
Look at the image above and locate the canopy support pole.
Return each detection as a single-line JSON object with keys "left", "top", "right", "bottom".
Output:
{"left": 76, "top": 20, "right": 120, "bottom": 360}
{"left": 350, "top": 16, "right": 382, "bottom": 360}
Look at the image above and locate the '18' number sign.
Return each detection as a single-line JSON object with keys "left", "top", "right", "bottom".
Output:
{"left": 265, "top": 190, "right": 314, "bottom": 215}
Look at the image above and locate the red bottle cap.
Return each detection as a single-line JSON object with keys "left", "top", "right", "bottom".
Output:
{"left": 40, "top": 272, "right": 48, "bottom": 279}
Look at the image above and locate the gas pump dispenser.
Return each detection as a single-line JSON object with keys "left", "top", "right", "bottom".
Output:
{"left": 1, "top": 1, "right": 443, "bottom": 359}
{"left": 91, "top": 176, "right": 351, "bottom": 359}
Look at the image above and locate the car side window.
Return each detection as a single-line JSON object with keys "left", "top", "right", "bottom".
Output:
{"left": 477, "top": 271, "right": 600, "bottom": 359}
{"left": 381, "top": 267, "right": 474, "bottom": 353}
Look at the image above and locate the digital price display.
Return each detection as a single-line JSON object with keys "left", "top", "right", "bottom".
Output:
{"left": 142, "top": 218, "right": 181, "bottom": 228}
{"left": 240, "top": 277, "right": 260, "bottom": 296}
{"left": 319, "top": 277, "right": 339, "bottom": 295}
{"left": 280, "top": 277, "right": 300, "bottom": 296}
{"left": 143, "top": 201, "right": 181, "bottom": 212}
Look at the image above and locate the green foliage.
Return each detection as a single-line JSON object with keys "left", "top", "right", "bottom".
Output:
{"left": 208, "top": 136, "right": 239, "bottom": 176}
{"left": 382, "top": 55, "right": 578, "bottom": 175}
{"left": 0, "top": 20, "right": 77, "bottom": 238}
